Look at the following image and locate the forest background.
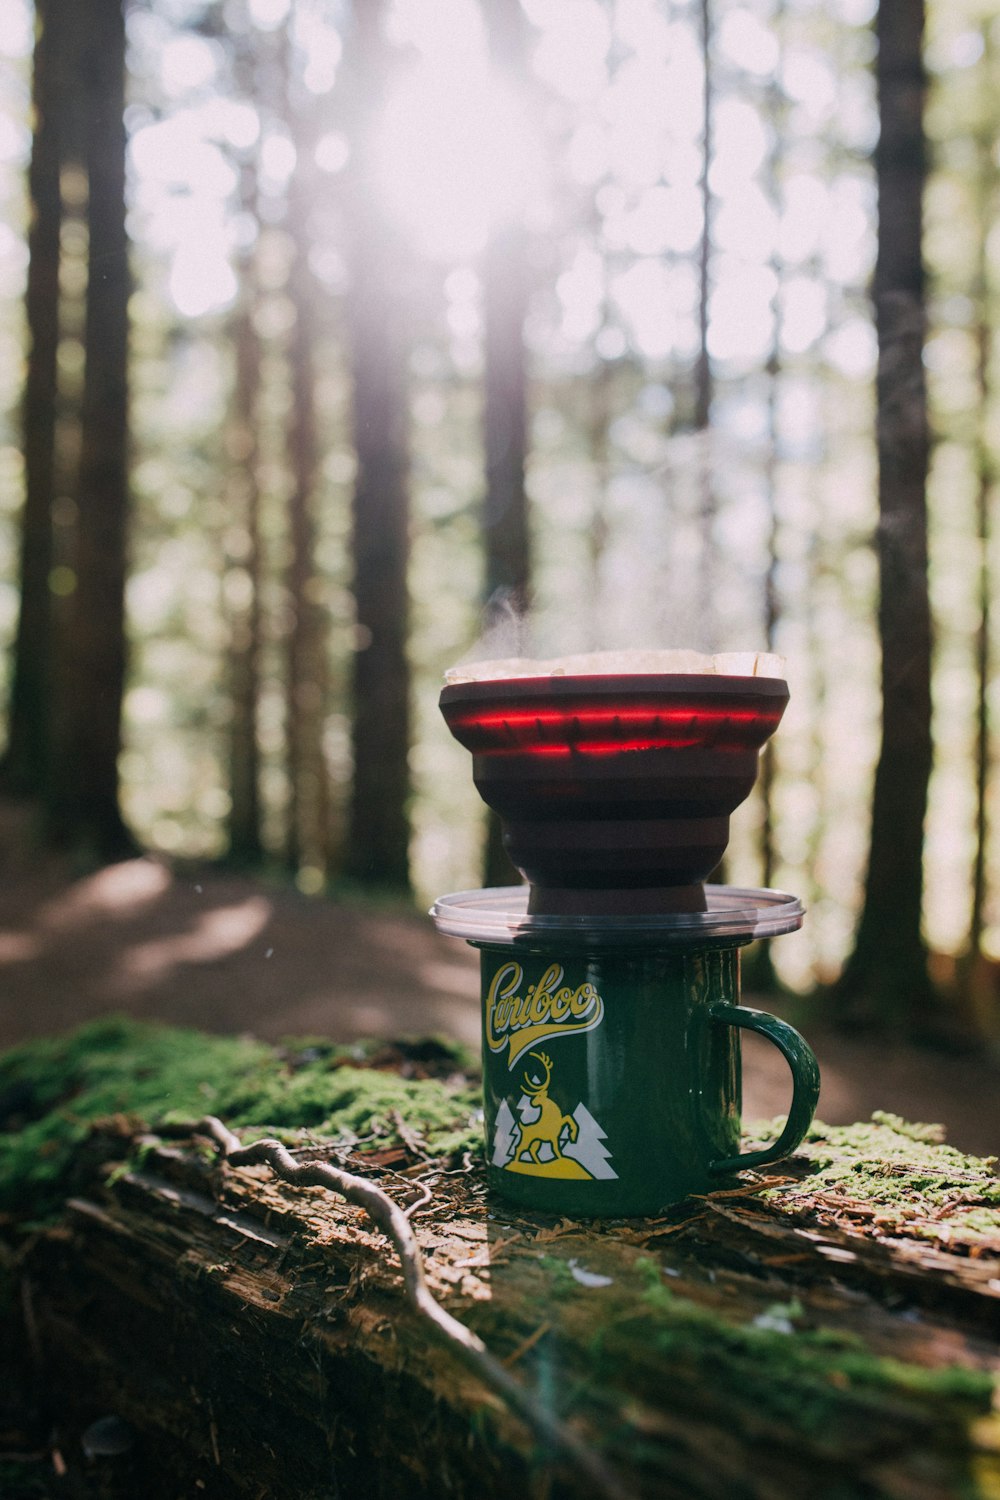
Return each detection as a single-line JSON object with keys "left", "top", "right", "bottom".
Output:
{"left": 0, "top": 0, "right": 996, "bottom": 1040}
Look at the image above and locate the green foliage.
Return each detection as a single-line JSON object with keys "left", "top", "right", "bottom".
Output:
{"left": 0, "top": 1018, "right": 480, "bottom": 1216}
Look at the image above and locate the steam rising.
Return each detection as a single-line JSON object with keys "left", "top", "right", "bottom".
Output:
{"left": 444, "top": 649, "right": 785, "bottom": 684}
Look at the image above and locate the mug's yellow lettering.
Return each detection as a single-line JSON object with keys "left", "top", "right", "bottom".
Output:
{"left": 572, "top": 982, "right": 600, "bottom": 1017}
{"left": 550, "top": 985, "right": 572, "bottom": 1021}
{"left": 486, "top": 960, "right": 605, "bottom": 1068}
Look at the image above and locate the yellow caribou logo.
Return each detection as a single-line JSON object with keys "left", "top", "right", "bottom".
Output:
{"left": 485, "top": 961, "right": 604, "bottom": 1068}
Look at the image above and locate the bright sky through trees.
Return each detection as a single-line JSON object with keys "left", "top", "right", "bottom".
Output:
{"left": 110, "top": 0, "right": 877, "bottom": 370}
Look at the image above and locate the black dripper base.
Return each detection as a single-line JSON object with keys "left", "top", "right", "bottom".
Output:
{"left": 526, "top": 882, "right": 708, "bottom": 917}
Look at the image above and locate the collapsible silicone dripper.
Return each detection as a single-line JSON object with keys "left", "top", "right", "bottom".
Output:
{"left": 440, "top": 672, "right": 788, "bottom": 915}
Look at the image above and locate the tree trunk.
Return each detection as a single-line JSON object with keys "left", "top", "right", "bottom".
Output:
{"left": 586, "top": 358, "right": 612, "bottom": 649}
{"left": 224, "top": 188, "right": 265, "bottom": 868}
{"left": 694, "top": 0, "right": 716, "bottom": 651}
{"left": 743, "top": 34, "right": 786, "bottom": 996}
{"left": 835, "top": 0, "right": 933, "bottom": 1028}
{"left": 282, "top": 27, "right": 330, "bottom": 886}
{"left": 957, "top": 46, "right": 998, "bottom": 1043}
{"left": 968, "top": 80, "right": 994, "bottom": 965}
{"left": 46, "top": 0, "right": 134, "bottom": 859}
{"left": 3, "top": 0, "right": 66, "bottom": 797}
{"left": 222, "top": 21, "right": 267, "bottom": 868}
{"left": 759, "top": 56, "right": 784, "bottom": 901}
{"left": 481, "top": 0, "right": 532, "bottom": 891}
{"left": 285, "top": 178, "right": 330, "bottom": 883}
{"left": 343, "top": 0, "right": 412, "bottom": 893}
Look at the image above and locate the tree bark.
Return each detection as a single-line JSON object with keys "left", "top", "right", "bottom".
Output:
{"left": 284, "top": 51, "right": 330, "bottom": 884}
{"left": 835, "top": 0, "right": 933, "bottom": 1027}
{"left": 3, "top": 0, "right": 66, "bottom": 797}
{"left": 224, "top": 177, "right": 265, "bottom": 867}
{"left": 284, "top": 260, "right": 329, "bottom": 883}
{"left": 481, "top": 0, "right": 532, "bottom": 890}
{"left": 956, "top": 44, "right": 999, "bottom": 1042}
{"left": 743, "top": 27, "right": 786, "bottom": 996}
{"left": 47, "top": 0, "right": 134, "bottom": 860}
{"left": 343, "top": 0, "right": 412, "bottom": 893}
{"left": 694, "top": 0, "right": 717, "bottom": 651}
{"left": 968, "top": 68, "right": 995, "bottom": 964}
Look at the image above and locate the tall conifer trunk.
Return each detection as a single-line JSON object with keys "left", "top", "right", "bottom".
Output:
{"left": 481, "top": 0, "right": 531, "bottom": 889}
{"left": 343, "top": 0, "right": 411, "bottom": 892}
{"left": 968, "top": 51, "right": 995, "bottom": 962}
{"left": 4, "top": 0, "right": 66, "bottom": 796}
{"left": 50, "top": 0, "right": 134, "bottom": 858}
{"left": 836, "top": 0, "right": 933, "bottom": 1025}
{"left": 285, "top": 66, "right": 329, "bottom": 884}
{"left": 225, "top": 157, "right": 265, "bottom": 867}
{"left": 743, "top": 25, "right": 786, "bottom": 995}
{"left": 694, "top": 0, "right": 716, "bottom": 649}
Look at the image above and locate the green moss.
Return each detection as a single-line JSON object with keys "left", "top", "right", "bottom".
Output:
{"left": 590, "top": 1260, "right": 989, "bottom": 1446}
{"left": 868, "top": 1111, "right": 950, "bottom": 1144}
{"left": 0, "top": 1018, "right": 481, "bottom": 1215}
{"left": 622, "top": 1256, "right": 994, "bottom": 1438}
{"left": 219, "top": 1059, "right": 478, "bottom": 1146}
{"left": 753, "top": 1113, "right": 1000, "bottom": 1242}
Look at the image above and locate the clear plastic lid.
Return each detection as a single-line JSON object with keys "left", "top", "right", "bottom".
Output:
{"left": 429, "top": 885, "right": 804, "bottom": 948}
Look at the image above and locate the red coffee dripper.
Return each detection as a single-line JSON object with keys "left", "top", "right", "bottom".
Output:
{"left": 439, "top": 671, "right": 788, "bottom": 915}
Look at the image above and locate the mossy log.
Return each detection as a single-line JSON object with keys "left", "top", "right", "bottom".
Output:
{"left": 2, "top": 1021, "right": 1000, "bottom": 1500}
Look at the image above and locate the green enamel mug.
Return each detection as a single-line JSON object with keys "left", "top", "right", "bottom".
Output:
{"left": 475, "top": 939, "right": 820, "bottom": 1218}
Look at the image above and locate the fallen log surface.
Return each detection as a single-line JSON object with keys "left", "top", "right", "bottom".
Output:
{"left": 2, "top": 1020, "right": 1000, "bottom": 1499}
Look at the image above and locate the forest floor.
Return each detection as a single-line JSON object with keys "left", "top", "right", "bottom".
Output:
{"left": 1, "top": 801, "right": 999, "bottom": 1157}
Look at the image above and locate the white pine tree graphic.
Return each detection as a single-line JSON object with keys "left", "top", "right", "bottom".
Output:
{"left": 563, "top": 1103, "right": 618, "bottom": 1179}
{"left": 491, "top": 1099, "right": 518, "bottom": 1166}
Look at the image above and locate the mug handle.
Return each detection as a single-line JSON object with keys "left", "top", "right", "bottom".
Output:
{"left": 707, "top": 1001, "right": 821, "bottom": 1176}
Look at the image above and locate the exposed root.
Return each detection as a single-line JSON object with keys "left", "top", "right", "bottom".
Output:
{"left": 192, "top": 1116, "right": 634, "bottom": 1500}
